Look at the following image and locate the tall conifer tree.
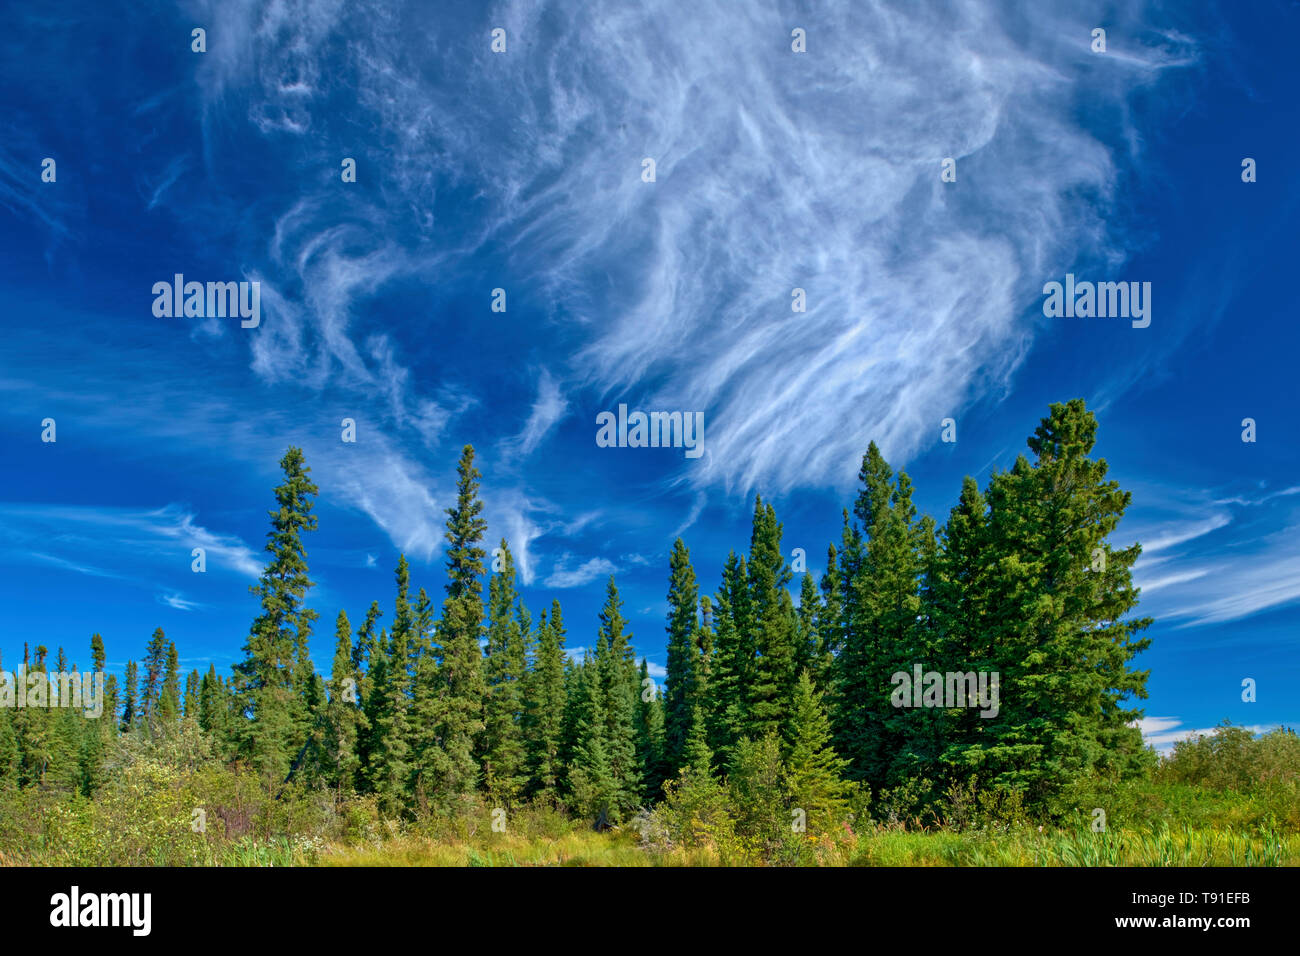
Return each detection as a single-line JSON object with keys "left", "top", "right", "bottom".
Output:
{"left": 483, "top": 540, "right": 529, "bottom": 804}
{"left": 663, "top": 538, "right": 699, "bottom": 776}
{"left": 324, "top": 610, "right": 363, "bottom": 797}
{"left": 427, "top": 445, "right": 488, "bottom": 806}
{"left": 747, "top": 497, "right": 798, "bottom": 743}
{"left": 524, "top": 600, "right": 567, "bottom": 801}
{"left": 595, "top": 576, "right": 640, "bottom": 819}
{"left": 233, "top": 446, "right": 319, "bottom": 783}
{"left": 972, "top": 400, "right": 1152, "bottom": 801}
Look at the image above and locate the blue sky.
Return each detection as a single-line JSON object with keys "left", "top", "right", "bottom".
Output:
{"left": 1, "top": 0, "right": 1296, "bottom": 753}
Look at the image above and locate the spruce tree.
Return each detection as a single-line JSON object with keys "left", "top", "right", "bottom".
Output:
{"left": 426, "top": 445, "right": 488, "bottom": 806}
{"left": 708, "top": 551, "right": 750, "bottom": 768}
{"left": 79, "top": 635, "right": 114, "bottom": 794}
{"left": 833, "top": 443, "right": 926, "bottom": 788}
{"left": 524, "top": 600, "right": 567, "bottom": 802}
{"left": 901, "top": 476, "right": 990, "bottom": 786}
{"left": 564, "top": 655, "right": 615, "bottom": 822}
{"left": 199, "top": 665, "right": 221, "bottom": 735}
{"left": 351, "top": 600, "right": 384, "bottom": 777}
{"left": 353, "top": 601, "right": 384, "bottom": 690}
{"left": 972, "top": 400, "right": 1152, "bottom": 803}
{"left": 796, "top": 573, "right": 831, "bottom": 690}
{"left": 121, "top": 660, "right": 139, "bottom": 734}
{"left": 634, "top": 658, "right": 668, "bottom": 801}
{"left": 141, "top": 628, "right": 168, "bottom": 735}
{"left": 784, "top": 669, "right": 851, "bottom": 836}
{"left": 695, "top": 594, "right": 714, "bottom": 705}
{"left": 595, "top": 576, "right": 640, "bottom": 820}
{"left": 324, "top": 610, "right": 363, "bottom": 797}
{"left": 183, "top": 669, "right": 201, "bottom": 723}
{"left": 233, "top": 446, "right": 319, "bottom": 783}
{"left": 160, "top": 641, "right": 180, "bottom": 727}
{"left": 746, "top": 497, "right": 798, "bottom": 743}
{"left": 367, "top": 558, "right": 414, "bottom": 814}
{"left": 482, "top": 540, "right": 529, "bottom": 805}
{"left": 663, "top": 538, "right": 699, "bottom": 776}
{"left": 19, "top": 647, "right": 51, "bottom": 787}
{"left": 46, "top": 686, "right": 81, "bottom": 794}
{"left": 817, "top": 544, "right": 844, "bottom": 673}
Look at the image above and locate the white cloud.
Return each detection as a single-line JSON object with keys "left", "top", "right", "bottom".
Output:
{"left": 1139, "top": 513, "right": 1231, "bottom": 555}
{"left": 1212, "top": 485, "right": 1300, "bottom": 507}
{"left": 144, "top": 505, "right": 263, "bottom": 578}
{"left": 1129, "top": 484, "right": 1300, "bottom": 628}
{"left": 193, "top": 0, "right": 1195, "bottom": 505}
{"left": 501, "top": 369, "right": 568, "bottom": 460}
{"left": 0, "top": 503, "right": 261, "bottom": 578}
{"left": 1137, "top": 717, "right": 1281, "bottom": 755}
{"left": 1161, "top": 545, "right": 1300, "bottom": 627}
{"left": 1136, "top": 568, "right": 1211, "bottom": 595}
{"left": 158, "top": 591, "right": 204, "bottom": 612}
{"left": 545, "top": 555, "right": 618, "bottom": 589}
{"left": 27, "top": 552, "right": 126, "bottom": 580}
{"left": 331, "top": 443, "right": 447, "bottom": 562}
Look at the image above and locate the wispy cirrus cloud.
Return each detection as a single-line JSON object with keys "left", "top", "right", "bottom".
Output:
{"left": 0, "top": 502, "right": 261, "bottom": 579}
{"left": 27, "top": 552, "right": 128, "bottom": 581}
{"left": 184, "top": 0, "right": 1196, "bottom": 506}
{"left": 1129, "top": 483, "right": 1300, "bottom": 628}
{"left": 500, "top": 369, "right": 568, "bottom": 461}
{"left": 1137, "top": 716, "right": 1284, "bottom": 755}
{"left": 544, "top": 555, "right": 618, "bottom": 589}
{"left": 159, "top": 591, "right": 205, "bottom": 612}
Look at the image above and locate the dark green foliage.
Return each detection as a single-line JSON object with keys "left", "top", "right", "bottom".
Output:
{"left": 957, "top": 400, "right": 1152, "bottom": 803}
{"left": 524, "top": 602, "right": 567, "bottom": 802}
{"left": 707, "top": 551, "right": 750, "bottom": 769}
{"left": 233, "top": 446, "right": 319, "bottom": 783}
{"left": 832, "top": 443, "right": 927, "bottom": 788}
{"left": 141, "top": 628, "right": 168, "bottom": 735}
{"left": 160, "top": 641, "right": 180, "bottom": 726}
{"left": 784, "top": 670, "right": 852, "bottom": 836}
{"left": 563, "top": 654, "right": 614, "bottom": 821}
{"left": 424, "top": 445, "right": 488, "bottom": 807}
{"left": 663, "top": 538, "right": 699, "bottom": 776}
{"left": 183, "top": 669, "right": 201, "bottom": 722}
{"left": 594, "top": 577, "right": 640, "bottom": 821}
{"left": 366, "top": 557, "right": 414, "bottom": 815}
{"left": 121, "top": 661, "right": 139, "bottom": 734}
{"left": 7, "top": 404, "right": 1169, "bottom": 844}
{"left": 634, "top": 659, "right": 668, "bottom": 800}
{"left": 746, "top": 497, "right": 799, "bottom": 744}
{"left": 482, "top": 541, "right": 530, "bottom": 805}
{"left": 323, "top": 610, "right": 363, "bottom": 796}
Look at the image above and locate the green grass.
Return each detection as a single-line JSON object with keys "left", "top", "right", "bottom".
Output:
{"left": 302, "top": 822, "right": 1299, "bottom": 867}
{"left": 4, "top": 729, "right": 1297, "bottom": 867}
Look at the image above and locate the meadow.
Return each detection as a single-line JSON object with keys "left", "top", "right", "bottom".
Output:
{"left": 1, "top": 722, "right": 1294, "bottom": 868}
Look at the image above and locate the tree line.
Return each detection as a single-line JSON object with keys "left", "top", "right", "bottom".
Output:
{"left": 0, "top": 399, "right": 1153, "bottom": 828}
